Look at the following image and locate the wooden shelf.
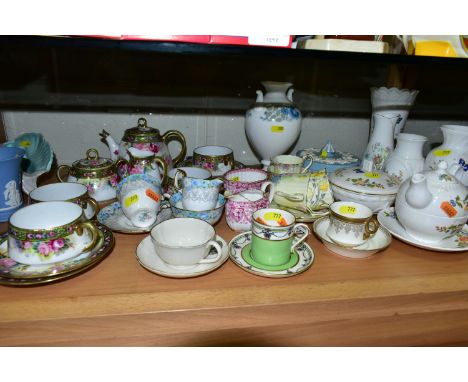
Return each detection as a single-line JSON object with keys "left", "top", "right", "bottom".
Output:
{"left": 1, "top": 212, "right": 468, "bottom": 346}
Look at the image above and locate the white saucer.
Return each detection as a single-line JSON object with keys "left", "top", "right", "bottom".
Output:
{"left": 313, "top": 216, "right": 392, "bottom": 259}
{"left": 377, "top": 207, "right": 468, "bottom": 252}
{"left": 136, "top": 235, "right": 229, "bottom": 278}
{"left": 97, "top": 201, "right": 172, "bottom": 234}
{"left": 228, "top": 231, "right": 315, "bottom": 278}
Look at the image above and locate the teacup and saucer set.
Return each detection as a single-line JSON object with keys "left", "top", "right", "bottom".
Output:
{"left": 97, "top": 173, "right": 172, "bottom": 234}
{"left": 313, "top": 201, "right": 391, "bottom": 260}
{"left": 228, "top": 208, "right": 315, "bottom": 278}
{"left": 0, "top": 201, "right": 114, "bottom": 286}
{"left": 313, "top": 201, "right": 392, "bottom": 259}
{"left": 136, "top": 218, "right": 229, "bottom": 278}
{"left": 268, "top": 168, "right": 333, "bottom": 223}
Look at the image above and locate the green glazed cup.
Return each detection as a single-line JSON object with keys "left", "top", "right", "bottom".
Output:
{"left": 251, "top": 234, "right": 294, "bottom": 266}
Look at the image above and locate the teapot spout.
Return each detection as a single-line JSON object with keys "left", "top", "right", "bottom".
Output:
{"left": 405, "top": 173, "right": 432, "bottom": 209}
{"left": 99, "top": 130, "right": 120, "bottom": 161}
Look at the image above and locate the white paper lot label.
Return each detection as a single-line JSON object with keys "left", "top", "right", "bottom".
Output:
{"left": 248, "top": 36, "right": 290, "bottom": 47}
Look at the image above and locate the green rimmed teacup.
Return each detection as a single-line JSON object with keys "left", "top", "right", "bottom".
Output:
{"left": 251, "top": 208, "right": 310, "bottom": 266}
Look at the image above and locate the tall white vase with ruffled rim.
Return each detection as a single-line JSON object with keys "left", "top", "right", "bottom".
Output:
{"left": 245, "top": 81, "right": 302, "bottom": 169}
{"left": 370, "top": 87, "right": 419, "bottom": 138}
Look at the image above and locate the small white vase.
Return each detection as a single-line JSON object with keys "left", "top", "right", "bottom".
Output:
{"left": 362, "top": 112, "right": 399, "bottom": 172}
{"left": 370, "top": 87, "right": 419, "bottom": 138}
{"left": 384, "top": 133, "right": 427, "bottom": 183}
{"left": 245, "top": 81, "right": 302, "bottom": 169}
{"left": 424, "top": 124, "right": 468, "bottom": 186}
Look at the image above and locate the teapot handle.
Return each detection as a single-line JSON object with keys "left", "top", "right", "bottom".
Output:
{"left": 162, "top": 130, "right": 187, "bottom": 167}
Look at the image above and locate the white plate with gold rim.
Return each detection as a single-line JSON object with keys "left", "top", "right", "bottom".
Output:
{"left": 313, "top": 216, "right": 392, "bottom": 259}
{"left": 377, "top": 208, "right": 468, "bottom": 252}
{"left": 228, "top": 231, "right": 315, "bottom": 278}
{"left": 136, "top": 235, "right": 229, "bottom": 278}
{"left": 0, "top": 223, "right": 114, "bottom": 284}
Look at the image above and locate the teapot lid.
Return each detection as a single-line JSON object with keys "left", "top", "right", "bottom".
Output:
{"left": 72, "top": 149, "right": 115, "bottom": 171}
{"left": 329, "top": 166, "right": 400, "bottom": 195}
{"left": 425, "top": 161, "right": 461, "bottom": 185}
{"left": 123, "top": 118, "right": 161, "bottom": 143}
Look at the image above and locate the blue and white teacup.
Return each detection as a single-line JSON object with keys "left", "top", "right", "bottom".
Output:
{"left": 177, "top": 177, "right": 223, "bottom": 212}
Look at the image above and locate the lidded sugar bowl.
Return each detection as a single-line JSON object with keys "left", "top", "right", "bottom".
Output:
{"left": 100, "top": 117, "right": 187, "bottom": 170}
{"left": 329, "top": 167, "right": 400, "bottom": 213}
{"left": 56, "top": 149, "right": 120, "bottom": 202}
{"left": 395, "top": 161, "right": 468, "bottom": 244}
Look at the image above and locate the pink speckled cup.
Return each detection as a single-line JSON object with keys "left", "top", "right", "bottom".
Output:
{"left": 225, "top": 185, "right": 273, "bottom": 232}
{"left": 223, "top": 168, "right": 269, "bottom": 195}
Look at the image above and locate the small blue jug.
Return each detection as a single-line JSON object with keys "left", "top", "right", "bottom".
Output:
{"left": 0, "top": 146, "right": 25, "bottom": 222}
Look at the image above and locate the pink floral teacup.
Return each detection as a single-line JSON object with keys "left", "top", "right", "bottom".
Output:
{"left": 225, "top": 184, "right": 273, "bottom": 232}
{"left": 223, "top": 168, "right": 269, "bottom": 196}
{"left": 7, "top": 201, "right": 100, "bottom": 265}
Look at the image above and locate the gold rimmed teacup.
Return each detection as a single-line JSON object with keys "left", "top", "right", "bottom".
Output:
{"left": 8, "top": 201, "right": 100, "bottom": 265}
{"left": 326, "top": 201, "right": 379, "bottom": 248}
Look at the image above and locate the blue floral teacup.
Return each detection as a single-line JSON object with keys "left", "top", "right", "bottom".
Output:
{"left": 177, "top": 177, "right": 223, "bottom": 212}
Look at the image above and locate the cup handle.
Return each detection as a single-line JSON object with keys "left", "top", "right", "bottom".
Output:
{"left": 363, "top": 216, "right": 380, "bottom": 240}
{"left": 275, "top": 191, "right": 305, "bottom": 202}
{"left": 173, "top": 169, "right": 187, "bottom": 191}
{"left": 162, "top": 130, "right": 187, "bottom": 167}
{"left": 154, "top": 157, "right": 168, "bottom": 185}
{"left": 301, "top": 154, "right": 313, "bottom": 173}
{"left": 261, "top": 181, "right": 275, "bottom": 203}
{"left": 76, "top": 221, "right": 100, "bottom": 253}
{"left": 199, "top": 240, "right": 223, "bottom": 264}
{"left": 291, "top": 223, "right": 310, "bottom": 252}
{"left": 56, "top": 165, "right": 70, "bottom": 182}
{"left": 84, "top": 197, "right": 100, "bottom": 219}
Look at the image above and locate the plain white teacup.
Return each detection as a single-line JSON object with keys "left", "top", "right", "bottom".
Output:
{"left": 150, "top": 217, "right": 222, "bottom": 267}
{"left": 326, "top": 201, "right": 379, "bottom": 247}
{"left": 29, "top": 182, "right": 99, "bottom": 220}
{"left": 117, "top": 174, "right": 162, "bottom": 228}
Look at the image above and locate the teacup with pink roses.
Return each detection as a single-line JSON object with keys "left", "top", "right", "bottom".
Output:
{"left": 7, "top": 201, "right": 100, "bottom": 265}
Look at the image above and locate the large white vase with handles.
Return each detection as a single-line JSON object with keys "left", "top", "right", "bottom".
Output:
{"left": 424, "top": 124, "right": 468, "bottom": 186}
{"left": 245, "top": 81, "right": 302, "bottom": 169}
{"left": 370, "top": 87, "right": 419, "bottom": 138}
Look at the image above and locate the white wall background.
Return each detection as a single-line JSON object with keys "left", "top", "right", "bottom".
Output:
{"left": 2, "top": 111, "right": 467, "bottom": 166}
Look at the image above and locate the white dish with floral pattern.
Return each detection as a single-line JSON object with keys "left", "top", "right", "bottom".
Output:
{"left": 377, "top": 208, "right": 468, "bottom": 252}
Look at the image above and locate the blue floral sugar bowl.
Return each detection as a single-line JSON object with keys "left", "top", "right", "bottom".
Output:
{"left": 297, "top": 140, "right": 360, "bottom": 174}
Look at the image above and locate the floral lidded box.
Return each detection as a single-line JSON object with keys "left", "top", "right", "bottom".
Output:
{"left": 328, "top": 166, "right": 400, "bottom": 212}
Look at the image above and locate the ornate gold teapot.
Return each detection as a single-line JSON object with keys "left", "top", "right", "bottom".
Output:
{"left": 100, "top": 117, "right": 186, "bottom": 170}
